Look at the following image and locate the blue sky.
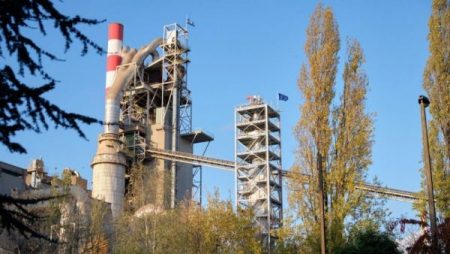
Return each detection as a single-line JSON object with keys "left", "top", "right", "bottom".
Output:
{"left": 1, "top": 0, "right": 431, "bottom": 219}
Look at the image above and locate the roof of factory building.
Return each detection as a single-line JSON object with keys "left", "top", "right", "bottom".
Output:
{"left": 0, "top": 161, "right": 26, "bottom": 177}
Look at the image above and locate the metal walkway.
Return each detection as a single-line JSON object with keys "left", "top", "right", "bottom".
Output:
{"left": 149, "top": 147, "right": 235, "bottom": 170}
{"left": 280, "top": 171, "right": 420, "bottom": 202}
{"left": 148, "top": 148, "right": 420, "bottom": 202}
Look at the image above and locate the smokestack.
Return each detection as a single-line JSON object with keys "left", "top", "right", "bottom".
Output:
{"left": 92, "top": 22, "right": 163, "bottom": 218}
{"left": 105, "top": 23, "right": 123, "bottom": 134}
{"left": 91, "top": 23, "right": 127, "bottom": 218}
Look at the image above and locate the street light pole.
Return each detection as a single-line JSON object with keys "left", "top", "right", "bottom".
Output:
{"left": 418, "top": 95, "right": 438, "bottom": 253}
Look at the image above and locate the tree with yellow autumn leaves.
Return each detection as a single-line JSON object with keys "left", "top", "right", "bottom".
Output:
{"left": 414, "top": 0, "right": 450, "bottom": 220}
{"left": 287, "top": 4, "right": 387, "bottom": 253}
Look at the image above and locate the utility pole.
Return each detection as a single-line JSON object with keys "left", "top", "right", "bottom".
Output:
{"left": 418, "top": 95, "right": 438, "bottom": 253}
{"left": 318, "top": 153, "right": 327, "bottom": 254}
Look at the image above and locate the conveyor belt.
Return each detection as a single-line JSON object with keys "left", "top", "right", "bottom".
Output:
{"left": 149, "top": 147, "right": 235, "bottom": 170}
{"left": 279, "top": 171, "right": 419, "bottom": 202}
{"left": 148, "top": 148, "right": 420, "bottom": 202}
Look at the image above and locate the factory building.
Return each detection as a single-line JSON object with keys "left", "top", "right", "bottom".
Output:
{"left": 91, "top": 23, "right": 212, "bottom": 217}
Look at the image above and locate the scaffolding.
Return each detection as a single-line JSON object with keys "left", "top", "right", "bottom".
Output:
{"left": 120, "top": 73, "right": 152, "bottom": 164}
{"left": 162, "top": 24, "right": 190, "bottom": 208}
{"left": 161, "top": 23, "right": 191, "bottom": 135}
{"left": 117, "top": 23, "right": 194, "bottom": 208}
{"left": 235, "top": 96, "right": 283, "bottom": 248}
{"left": 117, "top": 23, "right": 217, "bottom": 209}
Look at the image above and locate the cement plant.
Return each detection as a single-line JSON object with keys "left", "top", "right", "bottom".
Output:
{"left": 0, "top": 20, "right": 429, "bottom": 253}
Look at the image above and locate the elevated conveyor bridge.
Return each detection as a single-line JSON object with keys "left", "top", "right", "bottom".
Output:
{"left": 148, "top": 148, "right": 420, "bottom": 203}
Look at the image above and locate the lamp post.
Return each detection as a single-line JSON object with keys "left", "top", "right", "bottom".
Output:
{"left": 418, "top": 95, "right": 438, "bottom": 253}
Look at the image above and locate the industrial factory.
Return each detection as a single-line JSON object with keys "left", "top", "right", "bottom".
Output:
{"left": 0, "top": 22, "right": 422, "bottom": 251}
{"left": 89, "top": 22, "right": 284, "bottom": 244}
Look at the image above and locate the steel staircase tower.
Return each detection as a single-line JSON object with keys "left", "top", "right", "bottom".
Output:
{"left": 235, "top": 96, "right": 283, "bottom": 248}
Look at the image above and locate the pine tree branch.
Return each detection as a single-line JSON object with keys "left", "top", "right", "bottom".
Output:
{"left": 0, "top": 194, "right": 63, "bottom": 242}
{"left": 0, "top": 0, "right": 105, "bottom": 153}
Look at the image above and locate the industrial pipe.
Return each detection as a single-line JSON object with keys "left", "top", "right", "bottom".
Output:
{"left": 105, "top": 35, "right": 163, "bottom": 134}
{"left": 92, "top": 22, "right": 163, "bottom": 218}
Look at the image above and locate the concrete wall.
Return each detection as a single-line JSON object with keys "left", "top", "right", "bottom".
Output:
{"left": 149, "top": 118, "right": 170, "bottom": 208}
{"left": 0, "top": 161, "right": 26, "bottom": 195}
{"left": 149, "top": 107, "right": 193, "bottom": 207}
{"left": 177, "top": 137, "right": 193, "bottom": 201}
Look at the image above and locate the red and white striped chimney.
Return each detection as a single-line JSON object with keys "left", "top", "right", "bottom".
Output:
{"left": 106, "top": 23, "right": 123, "bottom": 95}
{"left": 104, "top": 23, "right": 123, "bottom": 133}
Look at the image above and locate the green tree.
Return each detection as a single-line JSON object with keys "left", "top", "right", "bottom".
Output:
{"left": 0, "top": 0, "right": 104, "bottom": 154}
{"left": 334, "top": 229, "right": 400, "bottom": 254}
{"left": 288, "top": 4, "right": 386, "bottom": 253}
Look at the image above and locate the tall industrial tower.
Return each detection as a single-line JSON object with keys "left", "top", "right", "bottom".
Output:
{"left": 235, "top": 96, "right": 283, "bottom": 247}
{"left": 92, "top": 23, "right": 212, "bottom": 217}
{"left": 119, "top": 23, "right": 194, "bottom": 210}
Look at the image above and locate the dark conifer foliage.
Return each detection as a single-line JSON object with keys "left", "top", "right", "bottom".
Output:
{"left": 0, "top": 0, "right": 105, "bottom": 153}
{"left": 0, "top": 194, "right": 58, "bottom": 241}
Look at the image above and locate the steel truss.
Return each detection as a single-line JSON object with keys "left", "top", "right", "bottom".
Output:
{"left": 192, "top": 165, "right": 202, "bottom": 205}
{"left": 148, "top": 147, "right": 420, "bottom": 203}
{"left": 161, "top": 24, "right": 191, "bottom": 133}
{"left": 235, "top": 97, "right": 283, "bottom": 248}
{"left": 118, "top": 24, "right": 194, "bottom": 208}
